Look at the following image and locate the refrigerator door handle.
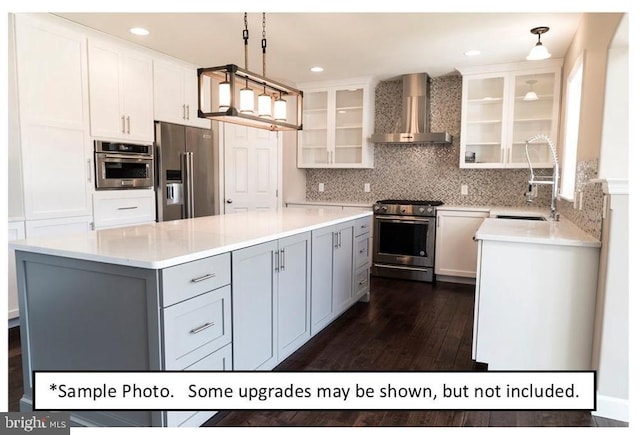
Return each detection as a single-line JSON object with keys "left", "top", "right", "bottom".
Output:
{"left": 182, "top": 152, "right": 195, "bottom": 219}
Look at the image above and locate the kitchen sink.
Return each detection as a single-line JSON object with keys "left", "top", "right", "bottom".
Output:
{"left": 495, "top": 215, "right": 546, "bottom": 221}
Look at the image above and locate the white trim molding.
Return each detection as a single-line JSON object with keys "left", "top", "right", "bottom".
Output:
{"left": 592, "top": 394, "right": 629, "bottom": 423}
{"left": 591, "top": 178, "right": 628, "bottom": 195}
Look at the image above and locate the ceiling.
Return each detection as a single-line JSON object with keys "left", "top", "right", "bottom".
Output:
{"left": 54, "top": 12, "right": 583, "bottom": 85}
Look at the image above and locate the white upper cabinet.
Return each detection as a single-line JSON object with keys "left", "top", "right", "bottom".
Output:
{"left": 153, "top": 59, "right": 211, "bottom": 129}
{"left": 458, "top": 60, "right": 562, "bottom": 169}
{"left": 297, "top": 78, "right": 374, "bottom": 168}
{"left": 14, "top": 14, "right": 94, "bottom": 221}
{"left": 88, "top": 38, "right": 154, "bottom": 142}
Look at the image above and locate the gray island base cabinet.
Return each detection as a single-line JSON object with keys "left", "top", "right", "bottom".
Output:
{"left": 13, "top": 209, "right": 371, "bottom": 427}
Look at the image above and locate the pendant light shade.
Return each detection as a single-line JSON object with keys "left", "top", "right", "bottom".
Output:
{"left": 526, "top": 26, "right": 551, "bottom": 61}
{"left": 258, "top": 87, "right": 272, "bottom": 118}
{"left": 239, "top": 82, "right": 255, "bottom": 114}
{"left": 273, "top": 95, "right": 287, "bottom": 121}
{"left": 218, "top": 75, "right": 231, "bottom": 111}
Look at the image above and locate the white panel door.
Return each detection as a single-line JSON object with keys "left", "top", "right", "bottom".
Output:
{"left": 121, "top": 51, "right": 154, "bottom": 142}
{"left": 153, "top": 59, "right": 185, "bottom": 124}
{"left": 15, "top": 15, "right": 93, "bottom": 220}
{"left": 223, "top": 124, "right": 278, "bottom": 213}
{"left": 88, "top": 41, "right": 123, "bottom": 139}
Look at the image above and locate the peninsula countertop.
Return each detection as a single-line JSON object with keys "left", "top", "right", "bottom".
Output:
{"left": 10, "top": 208, "right": 372, "bottom": 269}
{"left": 475, "top": 217, "right": 601, "bottom": 248}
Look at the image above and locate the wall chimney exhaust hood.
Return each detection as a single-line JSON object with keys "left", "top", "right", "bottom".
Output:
{"left": 371, "top": 73, "right": 452, "bottom": 144}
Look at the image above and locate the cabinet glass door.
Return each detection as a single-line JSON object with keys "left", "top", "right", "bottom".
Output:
{"left": 463, "top": 76, "right": 505, "bottom": 165}
{"left": 299, "top": 91, "right": 329, "bottom": 165}
{"left": 334, "top": 88, "right": 364, "bottom": 164}
{"left": 510, "top": 72, "right": 556, "bottom": 165}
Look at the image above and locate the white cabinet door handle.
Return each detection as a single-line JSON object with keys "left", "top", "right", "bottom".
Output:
{"left": 186, "top": 104, "right": 190, "bottom": 120}
{"left": 121, "top": 115, "right": 126, "bottom": 133}
{"left": 280, "top": 248, "right": 285, "bottom": 271}
{"left": 126, "top": 116, "right": 131, "bottom": 134}
{"left": 183, "top": 104, "right": 186, "bottom": 120}
{"left": 86, "top": 159, "right": 92, "bottom": 182}
{"left": 274, "top": 250, "right": 279, "bottom": 272}
{"left": 189, "top": 322, "right": 215, "bottom": 334}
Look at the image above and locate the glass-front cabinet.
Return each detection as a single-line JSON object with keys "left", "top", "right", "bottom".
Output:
{"left": 297, "top": 79, "right": 374, "bottom": 168}
{"left": 458, "top": 60, "right": 562, "bottom": 169}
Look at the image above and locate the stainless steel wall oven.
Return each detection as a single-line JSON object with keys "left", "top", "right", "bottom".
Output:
{"left": 372, "top": 200, "right": 442, "bottom": 282}
{"left": 94, "top": 141, "right": 154, "bottom": 190}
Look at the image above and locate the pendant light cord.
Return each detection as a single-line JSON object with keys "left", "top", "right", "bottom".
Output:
{"left": 243, "top": 12, "right": 249, "bottom": 70}
{"left": 262, "top": 13, "right": 267, "bottom": 77}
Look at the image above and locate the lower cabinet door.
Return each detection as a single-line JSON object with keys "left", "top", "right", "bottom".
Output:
{"left": 232, "top": 241, "right": 278, "bottom": 371}
{"left": 332, "top": 224, "right": 354, "bottom": 315}
{"left": 165, "top": 343, "right": 232, "bottom": 427}
{"left": 276, "top": 232, "right": 311, "bottom": 361}
{"left": 311, "top": 226, "right": 335, "bottom": 335}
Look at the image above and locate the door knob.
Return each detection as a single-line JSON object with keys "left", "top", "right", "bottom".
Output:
{"left": 226, "top": 199, "right": 233, "bottom": 204}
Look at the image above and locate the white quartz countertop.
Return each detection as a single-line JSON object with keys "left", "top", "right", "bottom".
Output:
{"left": 286, "top": 200, "right": 373, "bottom": 209}
{"left": 10, "top": 208, "right": 372, "bottom": 269}
{"left": 475, "top": 217, "right": 601, "bottom": 248}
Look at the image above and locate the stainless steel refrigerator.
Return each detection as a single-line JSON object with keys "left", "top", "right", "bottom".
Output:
{"left": 155, "top": 121, "right": 216, "bottom": 221}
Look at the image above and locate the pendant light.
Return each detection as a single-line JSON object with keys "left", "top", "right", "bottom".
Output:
{"left": 257, "top": 14, "right": 272, "bottom": 118}
{"left": 523, "top": 80, "right": 539, "bottom": 101}
{"left": 526, "top": 26, "right": 551, "bottom": 61}
{"left": 199, "top": 13, "right": 303, "bottom": 131}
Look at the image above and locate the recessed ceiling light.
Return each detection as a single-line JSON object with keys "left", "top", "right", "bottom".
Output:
{"left": 129, "top": 27, "right": 150, "bottom": 36}
{"left": 310, "top": 66, "right": 324, "bottom": 73}
{"left": 465, "top": 50, "right": 481, "bottom": 56}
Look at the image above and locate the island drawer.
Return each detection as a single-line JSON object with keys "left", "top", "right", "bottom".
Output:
{"left": 165, "top": 343, "right": 232, "bottom": 427}
{"left": 354, "top": 216, "right": 371, "bottom": 237}
{"left": 354, "top": 266, "right": 369, "bottom": 297}
{"left": 163, "top": 285, "right": 231, "bottom": 370}
{"left": 162, "top": 253, "right": 231, "bottom": 307}
{"left": 355, "top": 235, "right": 370, "bottom": 268}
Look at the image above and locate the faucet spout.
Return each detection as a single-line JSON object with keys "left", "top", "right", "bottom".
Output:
{"left": 525, "top": 134, "right": 560, "bottom": 221}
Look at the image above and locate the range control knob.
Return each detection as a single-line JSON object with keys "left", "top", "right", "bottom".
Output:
{"left": 427, "top": 207, "right": 433, "bottom": 214}
{"left": 418, "top": 207, "right": 425, "bottom": 213}
{"left": 400, "top": 207, "right": 407, "bottom": 213}
{"left": 373, "top": 205, "right": 380, "bottom": 211}
{"left": 382, "top": 206, "right": 388, "bottom": 212}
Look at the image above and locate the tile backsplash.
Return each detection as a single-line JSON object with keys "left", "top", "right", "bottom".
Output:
{"left": 305, "top": 74, "right": 603, "bottom": 240}
{"left": 306, "top": 75, "right": 552, "bottom": 208}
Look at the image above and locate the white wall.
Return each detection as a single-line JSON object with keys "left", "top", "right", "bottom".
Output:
{"left": 8, "top": 14, "right": 25, "bottom": 218}
{"left": 598, "top": 15, "right": 628, "bottom": 179}
{"left": 590, "top": 13, "right": 629, "bottom": 423}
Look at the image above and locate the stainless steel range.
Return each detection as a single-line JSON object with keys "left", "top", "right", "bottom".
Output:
{"left": 372, "top": 199, "right": 443, "bottom": 282}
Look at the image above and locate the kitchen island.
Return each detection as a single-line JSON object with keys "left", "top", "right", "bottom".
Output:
{"left": 473, "top": 217, "right": 600, "bottom": 370}
{"left": 11, "top": 208, "right": 372, "bottom": 427}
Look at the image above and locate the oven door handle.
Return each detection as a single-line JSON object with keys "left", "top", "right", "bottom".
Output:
{"left": 375, "top": 216, "right": 432, "bottom": 223}
{"left": 97, "top": 153, "right": 153, "bottom": 161}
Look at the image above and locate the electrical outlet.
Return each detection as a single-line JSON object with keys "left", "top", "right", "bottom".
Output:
{"left": 318, "top": 183, "right": 325, "bottom": 192}
{"left": 461, "top": 184, "right": 468, "bottom": 195}
{"left": 364, "top": 183, "right": 371, "bottom": 193}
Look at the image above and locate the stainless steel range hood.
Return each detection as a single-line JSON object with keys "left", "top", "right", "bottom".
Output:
{"left": 371, "top": 73, "right": 452, "bottom": 144}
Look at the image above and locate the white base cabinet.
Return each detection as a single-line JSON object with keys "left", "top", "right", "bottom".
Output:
{"left": 473, "top": 239, "right": 599, "bottom": 369}
{"left": 232, "top": 232, "right": 311, "bottom": 371}
{"left": 435, "top": 210, "right": 488, "bottom": 278}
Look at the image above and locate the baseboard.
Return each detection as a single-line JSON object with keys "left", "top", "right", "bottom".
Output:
{"left": 436, "top": 275, "right": 476, "bottom": 285}
{"left": 8, "top": 317, "right": 20, "bottom": 329}
{"left": 592, "top": 393, "right": 628, "bottom": 422}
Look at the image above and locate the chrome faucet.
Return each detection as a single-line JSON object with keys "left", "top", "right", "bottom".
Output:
{"left": 524, "top": 134, "right": 560, "bottom": 221}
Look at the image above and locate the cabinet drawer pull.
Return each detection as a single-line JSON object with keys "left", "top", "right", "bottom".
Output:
{"left": 359, "top": 249, "right": 365, "bottom": 254}
{"left": 117, "top": 206, "right": 138, "bottom": 211}
{"left": 359, "top": 279, "right": 366, "bottom": 285}
{"left": 183, "top": 104, "right": 186, "bottom": 120}
{"left": 121, "top": 115, "right": 126, "bottom": 133}
{"left": 190, "top": 273, "right": 216, "bottom": 283}
{"left": 189, "top": 322, "right": 215, "bottom": 334}
{"left": 126, "top": 116, "right": 131, "bottom": 134}
{"left": 186, "top": 104, "right": 190, "bottom": 120}
{"left": 360, "top": 225, "right": 367, "bottom": 229}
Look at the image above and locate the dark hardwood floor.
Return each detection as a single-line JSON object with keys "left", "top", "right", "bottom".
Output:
{"left": 8, "top": 277, "right": 626, "bottom": 427}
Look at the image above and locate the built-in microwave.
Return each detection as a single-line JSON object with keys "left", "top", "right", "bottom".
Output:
{"left": 94, "top": 141, "right": 154, "bottom": 190}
